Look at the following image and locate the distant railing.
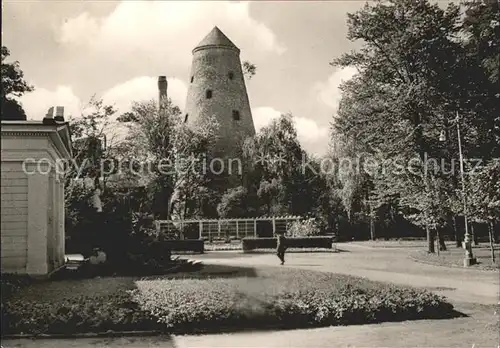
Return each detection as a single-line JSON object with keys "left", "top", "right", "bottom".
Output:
{"left": 155, "top": 216, "right": 303, "bottom": 241}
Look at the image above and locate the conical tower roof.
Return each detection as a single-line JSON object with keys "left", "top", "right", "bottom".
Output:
{"left": 193, "top": 26, "right": 239, "bottom": 53}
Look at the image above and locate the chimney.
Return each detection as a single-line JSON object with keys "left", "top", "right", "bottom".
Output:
{"left": 54, "top": 106, "right": 65, "bottom": 123}
{"left": 43, "top": 106, "right": 65, "bottom": 125}
{"left": 158, "top": 76, "right": 168, "bottom": 109}
{"left": 43, "top": 107, "right": 55, "bottom": 125}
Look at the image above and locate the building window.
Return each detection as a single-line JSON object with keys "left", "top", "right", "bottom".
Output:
{"left": 184, "top": 114, "right": 188, "bottom": 123}
{"left": 232, "top": 110, "right": 240, "bottom": 121}
{"left": 206, "top": 90, "right": 212, "bottom": 99}
{"left": 190, "top": 76, "right": 194, "bottom": 83}
{"left": 228, "top": 72, "right": 234, "bottom": 80}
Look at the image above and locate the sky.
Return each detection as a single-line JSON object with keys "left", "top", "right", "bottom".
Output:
{"left": 2, "top": 1, "right": 371, "bottom": 156}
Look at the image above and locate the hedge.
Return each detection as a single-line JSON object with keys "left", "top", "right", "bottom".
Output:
{"left": 2, "top": 267, "right": 456, "bottom": 335}
{"left": 242, "top": 236, "right": 332, "bottom": 251}
{"left": 163, "top": 239, "right": 204, "bottom": 253}
{"left": 130, "top": 268, "right": 455, "bottom": 334}
{"left": 4, "top": 291, "right": 156, "bottom": 335}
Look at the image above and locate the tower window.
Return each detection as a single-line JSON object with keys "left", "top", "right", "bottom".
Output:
{"left": 184, "top": 114, "right": 188, "bottom": 123}
{"left": 206, "top": 90, "right": 212, "bottom": 99}
{"left": 228, "top": 72, "right": 234, "bottom": 80}
{"left": 190, "top": 76, "right": 194, "bottom": 83}
{"left": 232, "top": 110, "right": 240, "bottom": 121}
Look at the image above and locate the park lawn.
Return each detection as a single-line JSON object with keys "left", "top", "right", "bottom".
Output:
{"left": 411, "top": 244, "right": 500, "bottom": 270}
{"left": 2, "top": 264, "right": 456, "bottom": 336}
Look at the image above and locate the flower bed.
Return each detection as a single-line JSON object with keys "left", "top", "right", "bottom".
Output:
{"left": 204, "top": 242, "right": 243, "bottom": 251}
{"left": 204, "top": 243, "right": 337, "bottom": 253}
{"left": 242, "top": 237, "right": 333, "bottom": 251}
{"left": 1, "top": 277, "right": 156, "bottom": 335}
{"left": 2, "top": 267, "right": 455, "bottom": 336}
{"left": 244, "top": 247, "right": 337, "bottom": 253}
{"left": 130, "top": 268, "right": 454, "bottom": 333}
{"left": 4, "top": 291, "right": 156, "bottom": 335}
{"left": 162, "top": 239, "right": 205, "bottom": 254}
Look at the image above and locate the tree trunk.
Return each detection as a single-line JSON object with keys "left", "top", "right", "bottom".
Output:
{"left": 435, "top": 229, "right": 440, "bottom": 256}
{"left": 427, "top": 224, "right": 435, "bottom": 253}
{"left": 438, "top": 230, "right": 447, "bottom": 251}
{"left": 369, "top": 212, "right": 375, "bottom": 241}
{"left": 488, "top": 221, "right": 496, "bottom": 263}
{"left": 471, "top": 222, "right": 479, "bottom": 246}
{"left": 452, "top": 215, "right": 461, "bottom": 247}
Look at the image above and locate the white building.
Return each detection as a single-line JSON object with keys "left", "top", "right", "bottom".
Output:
{"left": 1, "top": 111, "right": 72, "bottom": 277}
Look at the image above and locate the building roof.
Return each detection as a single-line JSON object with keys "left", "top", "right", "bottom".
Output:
{"left": 193, "top": 26, "right": 239, "bottom": 53}
{"left": 1, "top": 120, "right": 73, "bottom": 159}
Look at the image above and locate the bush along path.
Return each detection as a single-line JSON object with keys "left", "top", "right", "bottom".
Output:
{"left": 1, "top": 266, "right": 458, "bottom": 336}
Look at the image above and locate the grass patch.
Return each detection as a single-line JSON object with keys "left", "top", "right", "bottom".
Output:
{"left": 2, "top": 266, "right": 456, "bottom": 336}
{"left": 410, "top": 245, "right": 500, "bottom": 270}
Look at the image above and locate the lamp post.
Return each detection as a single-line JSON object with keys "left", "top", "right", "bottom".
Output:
{"left": 439, "top": 111, "right": 476, "bottom": 266}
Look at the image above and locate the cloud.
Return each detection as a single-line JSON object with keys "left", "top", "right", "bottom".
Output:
{"left": 19, "top": 76, "right": 187, "bottom": 120}
{"left": 252, "top": 106, "right": 329, "bottom": 156}
{"left": 18, "top": 76, "right": 187, "bottom": 145}
{"left": 19, "top": 86, "right": 82, "bottom": 120}
{"left": 18, "top": 78, "right": 328, "bottom": 154}
{"left": 252, "top": 106, "right": 282, "bottom": 132}
{"left": 102, "top": 76, "right": 187, "bottom": 114}
{"left": 100, "top": 76, "right": 188, "bottom": 144}
{"left": 314, "top": 66, "right": 358, "bottom": 110}
{"left": 58, "top": 1, "right": 286, "bottom": 69}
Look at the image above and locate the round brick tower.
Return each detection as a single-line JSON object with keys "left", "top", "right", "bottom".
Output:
{"left": 184, "top": 26, "right": 256, "bottom": 160}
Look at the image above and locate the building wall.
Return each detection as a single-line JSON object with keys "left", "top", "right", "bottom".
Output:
{"left": 184, "top": 46, "right": 256, "bottom": 160}
{"left": 1, "top": 161, "right": 28, "bottom": 273}
{"left": 1, "top": 133, "right": 66, "bottom": 276}
{"left": 46, "top": 140, "right": 66, "bottom": 271}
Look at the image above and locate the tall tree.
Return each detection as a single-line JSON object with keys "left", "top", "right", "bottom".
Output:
{"left": 119, "top": 97, "right": 220, "bottom": 220}
{"left": 1, "top": 46, "right": 34, "bottom": 120}
{"left": 217, "top": 186, "right": 249, "bottom": 218}
{"left": 461, "top": 0, "right": 500, "bottom": 159}
{"left": 467, "top": 160, "right": 500, "bottom": 262}
{"left": 244, "top": 114, "right": 321, "bottom": 216}
{"left": 65, "top": 96, "right": 119, "bottom": 201}
{"left": 330, "top": 0, "right": 498, "bottom": 251}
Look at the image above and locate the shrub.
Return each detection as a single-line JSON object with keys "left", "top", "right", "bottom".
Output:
{"left": 288, "top": 218, "right": 322, "bottom": 237}
{"left": 242, "top": 237, "right": 332, "bottom": 251}
{"left": 130, "top": 269, "right": 454, "bottom": 333}
{"left": 3, "top": 291, "right": 156, "bottom": 335}
{"left": 2, "top": 268, "right": 455, "bottom": 335}
{"left": 1, "top": 274, "right": 33, "bottom": 334}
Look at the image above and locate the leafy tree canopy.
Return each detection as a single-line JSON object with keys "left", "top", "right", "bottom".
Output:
{"left": 1, "top": 46, "right": 34, "bottom": 120}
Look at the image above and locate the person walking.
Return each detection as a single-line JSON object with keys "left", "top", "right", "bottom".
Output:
{"left": 276, "top": 232, "right": 287, "bottom": 265}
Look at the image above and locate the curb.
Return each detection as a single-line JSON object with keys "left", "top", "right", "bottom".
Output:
{"left": 408, "top": 254, "right": 498, "bottom": 272}
{"left": 2, "top": 330, "right": 162, "bottom": 340}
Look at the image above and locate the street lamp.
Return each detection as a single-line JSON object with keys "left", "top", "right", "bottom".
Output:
{"left": 439, "top": 110, "right": 476, "bottom": 266}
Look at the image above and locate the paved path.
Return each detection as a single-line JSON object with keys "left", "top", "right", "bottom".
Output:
{"left": 4, "top": 311, "right": 498, "bottom": 348}
{"left": 3, "top": 244, "right": 499, "bottom": 347}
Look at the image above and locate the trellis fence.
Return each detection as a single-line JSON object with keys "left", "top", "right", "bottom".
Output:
{"left": 155, "top": 216, "right": 303, "bottom": 241}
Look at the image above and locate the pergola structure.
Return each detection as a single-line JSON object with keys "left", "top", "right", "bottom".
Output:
{"left": 155, "top": 216, "right": 303, "bottom": 240}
